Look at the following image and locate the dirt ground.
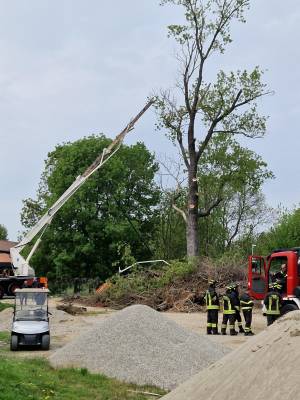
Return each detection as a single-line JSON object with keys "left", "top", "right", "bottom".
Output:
{"left": 0, "top": 297, "right": 267, "bottom": 357}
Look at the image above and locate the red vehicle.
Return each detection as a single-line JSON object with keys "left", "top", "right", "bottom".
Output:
{"left": 248, "top": 247, "right": 300, "bottom": 313}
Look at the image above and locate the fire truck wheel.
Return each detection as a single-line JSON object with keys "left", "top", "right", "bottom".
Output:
{"left": 0, "top": 285, "right": 4, "bottom": 299}
{"left": 281, "top": 304, "right": 298, "bottom": 315}
{"left": 7, "top": 283, "right": 20, "bottom": 296}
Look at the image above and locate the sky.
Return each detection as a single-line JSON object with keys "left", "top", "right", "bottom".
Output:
{"left": 0, "top": 0, "right": 299, "bottom": 241}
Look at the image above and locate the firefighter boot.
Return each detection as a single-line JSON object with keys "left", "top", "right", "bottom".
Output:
{"left": 212, "top": 327, "right": 219, "bottom": 335}
{"left": 207, "top": 326, "right": 212, "bottom": 335}
{"left": 230, "top": 329, "right": 238, "bottom": 336}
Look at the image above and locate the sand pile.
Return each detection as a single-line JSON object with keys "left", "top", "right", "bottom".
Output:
{"left": 50, "top": 304, "right": 228, "bottom": 389}
{"left": 162, "top": 310, "right": 300, "bottom": 400}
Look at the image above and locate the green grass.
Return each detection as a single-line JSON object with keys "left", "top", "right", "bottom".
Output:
{"left": 0, "top": 302, "right": 13, "bottom": 312}
{"left": 0, "top": 331, "right": 10, "bottom": 353}
{"left": 0, "top": 334, "right": 166, "bottom": 400}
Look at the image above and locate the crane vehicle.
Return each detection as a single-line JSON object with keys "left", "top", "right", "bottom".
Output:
{"left": 248, "top": 247, "right": 300, "bottom": 313}
{"left": 0, "top": 100, "right": 153, "bottom": 298}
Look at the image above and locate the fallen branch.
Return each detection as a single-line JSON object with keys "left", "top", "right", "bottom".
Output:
{"left": 127, "top": 390, "right": 162, "bottom": 397}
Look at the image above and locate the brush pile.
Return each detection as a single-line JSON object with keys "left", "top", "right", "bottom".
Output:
{"left": 85, "top": 258, "right": 246, "bottom": 312}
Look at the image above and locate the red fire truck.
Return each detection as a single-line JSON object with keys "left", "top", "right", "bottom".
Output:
{"left": 248, "top": 247, "right": 300, "bottom": 313}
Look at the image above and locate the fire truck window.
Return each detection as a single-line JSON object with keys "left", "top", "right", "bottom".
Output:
{"left": 269, "top": 257, "right": 287, "bottom": 281}
{"left": 252, "top": 260, "right": 261, "bottom": 274}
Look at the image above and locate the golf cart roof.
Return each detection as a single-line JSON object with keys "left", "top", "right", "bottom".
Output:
{"left": 15, "top": 288, "right": 50, "bottom": 293}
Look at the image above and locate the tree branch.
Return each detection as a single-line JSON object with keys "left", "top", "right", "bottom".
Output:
{"left": 198, "top": 196, "right": 223, "bottom": 217}
{"left": 172, "top": 203, "right": 187, "bottom": 223}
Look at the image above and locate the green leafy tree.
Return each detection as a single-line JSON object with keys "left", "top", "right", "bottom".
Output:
{"left": 155, "top": 0, "right": 271, "bottom": 257}
{"left": 157, "top": 134, "right": 273, "bottom": 259}
{"left": 0, "top": 224, "right": 8, "bottom": 240}
{"left": 20, "top": 135, "right": 160, "bottom": 282}
{"left": 197, "top": 135, "right": 273, "bottom": 255}
{"left": 255, "top": 207, "right": 300, "bottom": 255}
{"left": 154, "top": 190, "right": 186, "bottom": 259}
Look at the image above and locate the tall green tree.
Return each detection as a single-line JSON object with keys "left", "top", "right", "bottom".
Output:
{"left": 155, "top": 0, "right": 271, "bottom": 257}
{"left": 255, "top": 207, "right": 300, "bottom": 255}
{"left": 21, "top": 135, "right": 160, "bottom": 281}
{"left": 197, "top": 135, "right": 273, "bottom": 255}
{"left": 157, "top": 136, "right": 273, "bottom": 259}
{"left": 0, "top": 224, "right": 8, "bottom": 240}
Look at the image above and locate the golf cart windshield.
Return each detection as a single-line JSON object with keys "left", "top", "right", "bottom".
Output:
{"left": 15, "top": 291, "right": 48, "bottom": 321}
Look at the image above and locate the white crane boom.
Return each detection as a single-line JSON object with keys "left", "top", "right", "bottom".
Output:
{"left": 10, "top": 100, "right": 154, "bottom": 277}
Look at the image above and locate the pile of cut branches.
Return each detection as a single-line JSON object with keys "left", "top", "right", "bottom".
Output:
{"left": 84, "top": 257, "right": 247, "bottom": 312}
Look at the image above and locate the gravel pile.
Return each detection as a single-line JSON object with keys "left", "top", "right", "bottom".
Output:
{"left": 50, "top": 304, "right": 228, "bottom": 389}
{"left": 162, "top": 310, "right": 300, "bottom": 400}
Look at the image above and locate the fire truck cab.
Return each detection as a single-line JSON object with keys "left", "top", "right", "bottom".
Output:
{"left": 248, "top": 247, "right": 300, "bottom": 313}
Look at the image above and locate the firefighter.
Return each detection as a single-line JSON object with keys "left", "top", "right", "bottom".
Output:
{"left": 221, "top": 285, "right": 237, "bottom": 336}
{"left": 204, "top": 279, "right": 220, "bottom": 335}
{"left": 240, "top": 291, "right": 254, "bottom": 335}
{"left": 231, "top": 283, "right": 245, "bottom": 333}
{"left": 264, "top": 282, "right": 283, "bottom": 326}
{"left": 273, "top": 264, "right": 287, "bottom": 293}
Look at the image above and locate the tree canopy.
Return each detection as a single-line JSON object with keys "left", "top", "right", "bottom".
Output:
{"left": 21, "top": 135, "right": 160, "bottom": 282}
{"left": 155, "top": 0, "right": 271, "bottom": 257}
{"left": 0, "top": 224, "right": 8, "bottom": 240}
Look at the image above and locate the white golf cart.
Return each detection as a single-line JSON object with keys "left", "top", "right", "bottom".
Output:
{"left": 10, "top": 288, "right": 50, "bottom": 351}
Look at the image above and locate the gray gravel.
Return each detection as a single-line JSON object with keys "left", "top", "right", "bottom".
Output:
{"left": 49, "top": 304, "right": 229, "bottom": 390}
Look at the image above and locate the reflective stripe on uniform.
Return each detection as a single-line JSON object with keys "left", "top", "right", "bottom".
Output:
{"left": 207, "top": 323, "right": 212, "bottom": 327}
{"left": 205, "top": 291, "right": 220, "bottom": 310}
{"left": 223, "top": 296, "right": 236, "bottom": 314}
{"left": 211, "top": 323, "right": 217, "bottom": 328}
{"left": 267, "top": 295, "right": 280, "bottom": 315}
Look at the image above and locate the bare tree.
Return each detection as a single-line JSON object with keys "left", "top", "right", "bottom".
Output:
{"left": 155, "top": 0, "right": 272, "bottom": 257}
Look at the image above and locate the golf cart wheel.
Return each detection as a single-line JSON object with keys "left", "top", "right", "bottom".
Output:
{"left": 7, "top": 283, "right": 20, "bottom": 296}
{"left": 41, "top": 334, "right": 50, "bottom": 350}
{"left": 0, "top": 285, "right": 4, "bottom": 299}
{"left": 281, "top": 304, "right": 298, "bottom": 315}
{"left": 10, "top": 335, "right": 18, "bottom": 351}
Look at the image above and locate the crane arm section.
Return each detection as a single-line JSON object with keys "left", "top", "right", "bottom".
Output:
{"left": 11, "top": 99, "right": 154, "bottom": 277}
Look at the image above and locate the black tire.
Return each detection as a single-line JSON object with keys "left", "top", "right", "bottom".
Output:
{"left": 281, "top": 303, "right": 298, "bottom": 315}
{"left": 7, "top": 282, "right": 20, "bottom": 296}
{"left": 0, "top": 285, "right": 4, "bottom": 299}
{"left": 10, "top": 334, "right": 18, "bottom": 351}
{"left": 41, "top": 334, "right": 50, "bottom": 350}
{"left": 293, "top": 286, "right": 300, "bottom": 299}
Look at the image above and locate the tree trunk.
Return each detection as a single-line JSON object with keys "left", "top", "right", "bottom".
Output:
{"left": 186, "top": 163, "right": 199, "bottom": 257}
